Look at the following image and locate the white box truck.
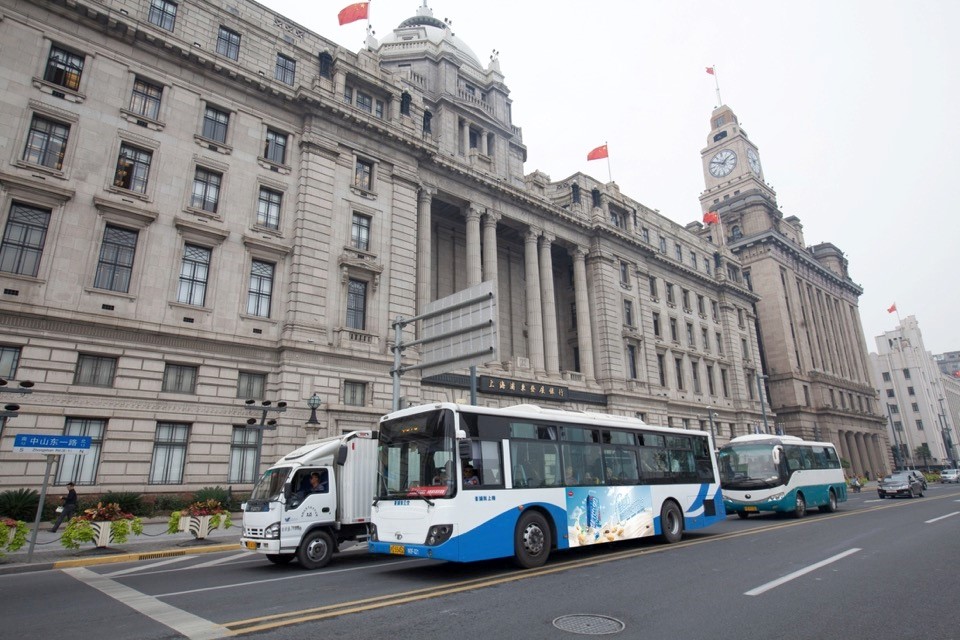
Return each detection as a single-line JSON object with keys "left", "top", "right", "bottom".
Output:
{"left": 241, "top": 429, "right": 377, "bottom": 569}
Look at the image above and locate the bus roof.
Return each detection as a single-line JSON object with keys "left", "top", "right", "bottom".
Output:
{"left": 723, "top": 434, "right": 836, "bottom": 448}
{"left": 381, "top": 402, "right": 710, "bottom": 437}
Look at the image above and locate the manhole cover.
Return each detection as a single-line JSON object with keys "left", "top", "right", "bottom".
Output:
{"left": 553, "top": 614, "right": 625, "bottom": 635}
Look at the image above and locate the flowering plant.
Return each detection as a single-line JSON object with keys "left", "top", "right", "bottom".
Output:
{"left": 166, "top": 499, "right": 232, "bottom": 535}
{"left": 60, "top": 502, "right": 144, "bottom": 549}
{"left": 1, "top": 517, "right": 29, "bottom": 555}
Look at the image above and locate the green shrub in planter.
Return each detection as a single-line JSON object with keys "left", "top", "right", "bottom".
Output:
{"left": 99, "top": 491, "right": 146, "bottom": 516}
{"left": 0, "top": 489, "right": 39, "bottom": 521}
{"left": 192, "top": 486, "right": 229, "bottom": 505}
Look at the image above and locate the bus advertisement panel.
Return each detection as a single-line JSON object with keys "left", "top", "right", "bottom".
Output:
{"left": 369, "top": 403, "right": 725, "bottom": 568}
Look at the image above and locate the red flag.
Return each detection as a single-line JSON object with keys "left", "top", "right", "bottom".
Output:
{"left": 703, "top": 211, "right": 720, "bottom": 225}
{"left": 706, "top": 66, "right": 715, "bottom": 75}
{"left": 338, "top": 2, "right": 368, "bottom": 25}
{"left": 887, "top": 303, "right": 897, "bottom": 314}
{"left": 587, "top": 144, "right": 608, "bottom": 161}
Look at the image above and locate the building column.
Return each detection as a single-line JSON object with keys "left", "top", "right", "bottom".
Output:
{"left": 539, "top": 233, "right": 560, "bottom": 377}
{"left": 483, "top": 211, "right": 501, "bottom": 368}
{"left": 572, "top": 247, "right": 595, "bottom": 381}
{"left": 524, "top": 229, "right": 546, "bottom": 375}
{"left": 853, "top": 432, "right": 871, "bottom": 478}
{"left": 865, "top": 435, "right": 884, "bottom": 479}
{"left": 465, "top": 205, "right": 482, "bottom": 288}
{"left": 836, "top": 430, "right": 850, "bottom": 469}
{"left": 416, "top": 187, "right": 434, "bottom": 314}
{"left": 843, "top": 431, "right": 859, "bottom": 476}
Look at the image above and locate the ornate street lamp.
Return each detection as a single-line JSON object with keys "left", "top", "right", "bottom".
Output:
{"left": 306, "top": 393, "right": 322, "bottom": 426}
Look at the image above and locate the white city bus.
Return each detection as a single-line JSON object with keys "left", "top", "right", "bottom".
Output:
{"left": 717, "top": 434, "right": 847, "bottom": 518}
{"left": 369, "top": 403, "right": 725, "bottom": 568}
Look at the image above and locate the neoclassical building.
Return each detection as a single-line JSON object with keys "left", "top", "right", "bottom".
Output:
{"left": 0, "top": 0, "right": 767, "bottom": 492}
{"left": 694, "top": 105, "right": 890, "bottom": 477}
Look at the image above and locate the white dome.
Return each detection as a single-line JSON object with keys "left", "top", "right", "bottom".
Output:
{"left": 378, "top": 3, "right": 482, "bottom": 69}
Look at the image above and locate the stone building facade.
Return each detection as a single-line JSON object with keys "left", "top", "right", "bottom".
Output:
{"left": 694, "top": 105, "right": 890, "bottom": 478}
{"left": 0, "top": 0, "right": 766, "bottom": 493}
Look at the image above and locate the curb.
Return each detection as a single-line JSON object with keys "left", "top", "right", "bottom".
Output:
{"left": 0, "top": 543, "right": 241, "bottom": 576}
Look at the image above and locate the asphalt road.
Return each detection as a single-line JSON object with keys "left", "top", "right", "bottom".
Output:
{"left": 4, "top": 485, "right": 959, "bottom": 640}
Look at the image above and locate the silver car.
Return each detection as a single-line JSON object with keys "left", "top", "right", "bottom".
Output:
{"left": 941, "top": 469, "right": 960, "bottom": 484}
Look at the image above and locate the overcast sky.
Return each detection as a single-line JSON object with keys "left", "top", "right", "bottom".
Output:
{"left": 260, "top": 0, "right": 958, "bottom": 356}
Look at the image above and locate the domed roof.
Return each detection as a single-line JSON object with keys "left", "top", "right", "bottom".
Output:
{"left": 378, "top": 2, "right": 482, "bottom": 69}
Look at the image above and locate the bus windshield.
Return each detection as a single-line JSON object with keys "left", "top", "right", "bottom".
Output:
{"left": 717, "top": 444, "right": 784, "bottom": 490}
{"left": 249, "top": 466, "right": 291, "bottom": 501}
{"left": 377, "top": 408, "right": 456, "bottom": 499}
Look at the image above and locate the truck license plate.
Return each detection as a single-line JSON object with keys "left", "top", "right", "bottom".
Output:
{"left": 245, "top": 541, "right": 257, "bottom": 550}
{"left": 389, "top": 544, "right": 405, "bottom": 555}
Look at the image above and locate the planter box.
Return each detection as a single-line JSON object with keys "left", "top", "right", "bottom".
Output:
{"left": 91, "top": 521, "right": 112, "bottom": 548}
{"left": 183, "top": 514, "right": 214, "bottom": 539}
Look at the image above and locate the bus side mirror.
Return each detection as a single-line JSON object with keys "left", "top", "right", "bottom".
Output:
{"left": 458, "top": 439, "right": 472, "bottom": 459}
{"left": 772, "top": 445, "right": 782, "bottom": 465}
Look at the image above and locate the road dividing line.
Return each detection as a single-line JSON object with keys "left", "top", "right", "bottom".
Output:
{"left": 745, "top": 548, "right": 861, "bottom": 596}
{"left": 64, "top": 567, "right": 230, "bottom": 640}
{"left": 187, "top": 551, "right": 253, "bottom": 570}
{"left": 101, "top": 556, "right": 192, "bottom": 578}
{"left": 925, "top": 512, "right": 960, "bottom": 524}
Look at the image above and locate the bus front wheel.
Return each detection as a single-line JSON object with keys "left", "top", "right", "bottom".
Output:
{"left": 514, "top": 510, "right": 550, "bottom": 569}
{"left": 660, "top": 501, "right": 684, "bottom": 543}
{"left": 793, "top": 493, "right": 807, "bottom": 518}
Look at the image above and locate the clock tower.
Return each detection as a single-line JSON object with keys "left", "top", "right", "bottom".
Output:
{"left": 698, "top": 105, "right": 774, "bottom": 215}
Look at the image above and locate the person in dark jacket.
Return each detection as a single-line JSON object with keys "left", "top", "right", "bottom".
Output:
{"left": 50, "top": 482, "right": 77, "bottom": 533}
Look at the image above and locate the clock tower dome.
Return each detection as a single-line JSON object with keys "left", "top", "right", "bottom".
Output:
{"left": 698, "top": 105, "right": 775, "bottom": 215}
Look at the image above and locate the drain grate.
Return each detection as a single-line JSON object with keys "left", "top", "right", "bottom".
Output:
{"left": 553, "top": 614, "right": 625, "bottom": 635}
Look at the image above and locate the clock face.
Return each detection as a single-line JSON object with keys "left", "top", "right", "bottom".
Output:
{"left": 747, "top": 149, "right": 762, "bottom": 176}
{"left": 709, "top": 149, "right": 737, "bottom": 177}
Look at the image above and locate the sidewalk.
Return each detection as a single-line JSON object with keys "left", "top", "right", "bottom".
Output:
{"left": 0, "top": 514, "right": 243, "bottom": 576}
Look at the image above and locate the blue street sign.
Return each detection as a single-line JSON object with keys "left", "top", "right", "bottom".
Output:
{"left": 13, "top": 434, "right": 92, "bottom": 455}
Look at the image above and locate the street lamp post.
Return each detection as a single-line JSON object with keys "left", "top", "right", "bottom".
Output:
{"left": 756, "top": 373, "right": 769, "bottom": 434}
{"left": 886, "top": 403, "right": 903, "bottom": 470}
{"left": 937, "top": 396, "right": 954, "bottom": 468}
{"left": 0, "top": 378, "right": 34, "bottom": 435}
{"left": 707, "top": 408, "right": 717, "bottom": 444}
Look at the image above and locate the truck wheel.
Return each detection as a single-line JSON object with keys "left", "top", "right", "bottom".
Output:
{"left": 298, "top": 530, "right": 334, "bottom": 570}
{"left": 513, "top": 510, "right": 550, "bottom": 569}
{"left": 266, "top": 554, "right": 294, "bottom": 565}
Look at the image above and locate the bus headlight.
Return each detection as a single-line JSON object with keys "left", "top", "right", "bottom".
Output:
{"left": 767, "top": 493, "right": 784, "bottom": 502}
{"left": 424, "top": 524, "right": 453, "bottom": 546}
{"left": 264, "top": 522, "right": 281, "bottom": 539}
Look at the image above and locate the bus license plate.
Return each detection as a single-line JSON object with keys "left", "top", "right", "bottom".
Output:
{"left": 389, "top": 544, "right": 405, "bottom": 555}
{"left": 744, "top": 506, "right": 758, "bottom": 512}
{"left": 245, "top": 541, "right": 257, "bottom": 550}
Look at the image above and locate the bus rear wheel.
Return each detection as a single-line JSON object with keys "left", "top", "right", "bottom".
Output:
{"left": 660, "top": 501, "right": 684, "bottom": 543}
{"left": 819, "top": 489, "right": 838, "bottom": 513}
{"left": 793, "top": 493, "right": 807, "bottom": 518}
{"left": 514, "top": 510, "right": 550, "bottom": 569}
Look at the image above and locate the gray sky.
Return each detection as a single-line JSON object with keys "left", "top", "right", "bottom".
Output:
{"left": 260, "top": 0, "right": 958, "bottom": 355}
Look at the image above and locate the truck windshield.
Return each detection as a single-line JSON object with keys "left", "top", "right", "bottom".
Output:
{"left": 249, "top": 466, "right": 291, "bottom": 501}
{"left": 717, "top": 444, "right": 785, "bottom": 490}
{"left": 377, "top": 408, "right": 456, "bottom": 499}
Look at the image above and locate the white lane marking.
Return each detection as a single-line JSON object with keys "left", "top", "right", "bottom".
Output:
{"left": 101, "top": 556, "right": 192, "bottom": 578}
{"left": 185, "top": 551, "right": 253, "bottom": 570}
{"left": 64, "top": 567, "right": 229, "bottom": 640}
{"left": 156, "top": 558, "right": 428, "bottom": 598}
{"left": 863, "top": 499, "right": 883, "bottom": 503}
{"left": 925, "top": 511, "right": 960, "bottom": 524}
{"left": 745, "top": 548, "right": 861, "bottom": 596}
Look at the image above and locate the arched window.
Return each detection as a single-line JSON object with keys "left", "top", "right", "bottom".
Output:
{"left": 591, "top": 188, "right": 601, "bottom": 208}
{"left": 400, "top": 92, "right": 411, "bottom": 116}
{"left": 731, "top": 225, "right": 743, "bottom": 241}
{"left": 571, "top": 183, "right": 581, "bottom": 204}
{"left": 318, "top": 52, "right": 333, "bottom": 79}
{"left": 422, "top": 110, "right": 432, "bottom": 134}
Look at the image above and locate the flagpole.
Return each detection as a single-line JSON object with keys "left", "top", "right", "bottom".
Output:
{"left": 713, "top": 66, "right": 722, "bottom": 106}
{"left": 605, "top": 141, "right": 612, "bottom": 183}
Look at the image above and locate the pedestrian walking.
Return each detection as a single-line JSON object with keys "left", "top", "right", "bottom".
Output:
{"left": 50, "top": 482, "right": 77, "bottom": 533}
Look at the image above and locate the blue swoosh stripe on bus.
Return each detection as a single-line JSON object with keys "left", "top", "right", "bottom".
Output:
{"left": 686, "top": 483, "right": 710, "bottom": 514}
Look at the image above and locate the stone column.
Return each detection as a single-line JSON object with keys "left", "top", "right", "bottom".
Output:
{"left": 524, "top": 229, "right": 545, "bottom": 375}
{"left": 853, "top": 432, "right": 871, "bottom": 477}
{"left": 483, "top": 211, "right": 501, "bottom": 368}
{"left": 843, "top": 431, "right": 859, "bottom": 476}
{"left": 539, "top": 233, "right": 560, "bottom": 377}
{"left": 416, "top": 187, "right": 434, "bottom": 314}
{"left": 465, "top": 205, "right": 483, "bottom": 288}
{"left": 572, "top": 247, "right": 595, "bottom": 380}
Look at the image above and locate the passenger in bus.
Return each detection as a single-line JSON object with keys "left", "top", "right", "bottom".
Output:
{"left": 463, "top": 464, "right": 480, "bottom": 486}
{"left": 564, "top": 465, "right": 578, "bottom": 485}
{"left": 433, "top": 468, "right": 449, "bottom": 485}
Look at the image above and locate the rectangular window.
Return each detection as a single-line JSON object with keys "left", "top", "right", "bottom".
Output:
{"left": 619, "top": 261, "right": 630, "bottom": 285}
{"left": 720, "top": 368, "right": 729, "bottom": 397}
{"left": 201, "top": 106, "right": 229, "bottom": 143}
{"left": 907, "top": 386, "right": 915, "bottom": 396}
{"left": 701, "top": 328, "right": 709, "bottom": 352}
{"left": 346, "top": 278, "right": 367, "bottom": 330}
{"left": 666, "top": 283, "right": 675, "bottom": 305}
{"left": 229, "top": 426, "right": 260, "bottom": 483}
{"left": 803, "top": 385, "right": 810, "bottom": 406}
{"left": 344, "top": 381, "right": 366, "bottom": 406}
{"left": 690, "top": 251, "right": 697, "bottom": 269}
{"left": 691, "top": 361, "right": 701, "bottom": 394}
{"left": 74, "top": 354, "right": 117, "bottom": 387}
{"left": 216, "top": 26, "right": 241, "bottom": 61}
{"left": 147, "top": 0, "right": 178, "bottom": 31}
{"left": 686, "top": 322, "right": 694, "bottom": 346}
{"left": 237, "top": 371, "right": 266, "bottom": 399}
{"left": 916, "top": 420, "right": 924, "bottom": 430}
{"left": 707, "top": 364, "right": 715, "bottom": 395}
{"left": 94, "top": 225, "right": 138, "bottom": 292}
{"left": 0, "top": 346, "right": 20, "bottom": 379}
{"left": 881, "top": 371, "right": 891, "bottom": 382}
{"left": 351, "top": 213, "right": 371, "bottom": 251}
{"left": 114, "top": 144, "right": 153, "bottom": 194}
{"left": 354, "top": 159, "right": 373, "bottom": 191}
{"left": 641, "top": 227, "right": 650, "bottom": 243}
{"left": 674, "top": 243, "right": 683, "bottom": 261}
{"left": 902, "top": 368, "right": 911, "bottom": 379}
{"left": 716, "top": 332, "right": 724, "bottom": 355}
{"left": 274, "top": 53, "right": 296, "bottom": 85}
{"left": 657, "top": 354, "right": 666, "bottom": 386}
{"left": 659, "top": 236, "right": 667, "bottom": 254}
{"left": 256, "top": 187, "right": 282, "bottom": 230}
{"left": 697, "top": 295, "right": 705, "bottom": 315}
{"left": 247, "top": 260, "right": 274, "bottom": 317}
{"left": 911, "top": 403, "right": 919, "bottom": 412}
{"left": 626, "top": 344, "right": 638, "bottom": 379}
{"left": 737, "top": 308, "right": 745, "bottom": 328}
{"left": 177, "top": 244, "right": 210, "bottom": 306}
{"left": 886, "top": 388, "right": 895, "bottom": 398}
{"left": 44, "top": 45, "right": 84, "bottom": 91}
{"left": 149, "top": 422, "right": 189, "bottom": 484}
{"left": 623, "top": 300, "right": 634, "bottom": 326}
{"left": 711, "top": 300, "right": 719, "bottom": 322}
{"left": 675, "top": 357, "right": 684, "bottom": 390}
{"left": 129, "top": 78, "right": 163, "bottom": 120}
{"left": 0, "top": 203, "right": 51, "bottom": 277}
{"left": 890, "top": 404, "right": 899, "bottom": 414}
{"left": 264, "top": 129, "right": 288, "bottom": 165}
{"left": 652, "top": 312, "right": 661, "bottom": 338}
{"left": 741, "top": 338, "right": 749, "bottom": 359}
{"left": 747, "top": 372, "right": 755, "bottom": 399}
{"left": 162, "top": 363, "right": 197, "bottom": 393}
{"left": 23, "top": 115, "right": 69, "bottom": 170}
{"left": 648, "top": 276, "right": 658, "bottom": 299}
{"left": 682, "top": 289, "right": 690, "bottom": 311}
{"left": 670, "top": 318, "right": 679, "bottom": 342}
{"left": 55, "top": 418, "right": 105, "bottom": 485}
{"left": 356, "top": 91, "right": 373, "bottom": 113}
{"left": 190, "top": 167, "right": 222, "bottom": 213}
